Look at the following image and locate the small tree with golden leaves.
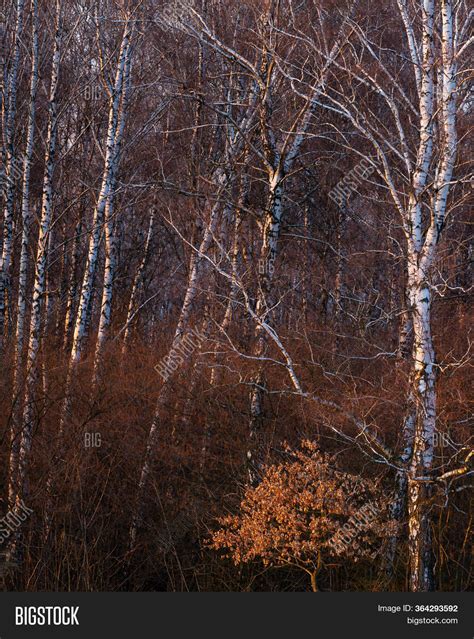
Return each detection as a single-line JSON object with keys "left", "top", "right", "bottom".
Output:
{"left": 210, "top": 441, "right": 396, "bottom": 591}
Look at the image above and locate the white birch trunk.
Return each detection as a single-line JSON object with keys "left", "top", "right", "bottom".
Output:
{"left": 0, "top": 0, "right": 25, "bottom": 344}
{"left": 406, "top": 0, "right": 458, "bottom": 592}
{"left": 8, "top": 0, "right": 39, "bottom": 510}
{"left": 9, "top": 2, "right": 62, "bottom": 546}
{"left": 69, "top": 19, "right": 132, "bottom": 367}
{"left": 94, "top": 40, "right": 133, "bottom": 379}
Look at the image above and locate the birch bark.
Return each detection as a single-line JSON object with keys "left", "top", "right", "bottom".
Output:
{"left": 0, "top": 0, "right": 25, "bottom": 344}
{"left": 9, "top": 1, "right": 62, "bottom": 535}
{"left": 94, "top": 37, "right": 133, "bottom": 379}
{"left": 69, "top": 18, "right": 132, "bottom": 367}
{"left": 406, "top": 0, "right": 458, "bottom": 592}
{"left": 8, "top": 0, "right": 39, "bottom": 509}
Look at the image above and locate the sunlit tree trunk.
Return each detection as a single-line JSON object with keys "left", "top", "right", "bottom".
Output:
{"left": 94, "top": 38, "right": 133, "bottom": 379}
{"left": 62, "top": 214, "right": 83, "bottom": 353}
{"left": 69, "top": 17, "right": 132, "bottom": 368}
{"left": 7, "top": 2, "right": 62, "bottom": 557}
{"left": 8, "top": 0, "right": 39, "bottom": 509}
{"left": 405, "top": 0, "right": 457, "bottom": 591}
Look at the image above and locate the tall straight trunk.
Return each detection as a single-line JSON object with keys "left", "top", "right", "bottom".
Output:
{"left": 94, "top": 40, "right": 133, "bottom": 379}
{"left": 42, "top": 18, "right": 133, "bottom": 540}
{"left": 248, "top": 173, "right": 284, "bottom": 483}
{"left": 386, "top": 404, "right": 415, "bottom": 578}
{"left": 69, "top": 18, "right": 132, "bottom": 368}
{"left": 407, "top": 272, "right": 436, "bottom": 591}
{"left": 405, "top": 0, "right": 457, "bottom": 591}
{"left": 386, "top": 278, "right": 416, "bottom": 578}
{"left": 8, "top": 0, "right": 39, "bottom": 509}
{"left": 7, "top": 1, "right": 62, "bottom": 549}
{"left": 0, "top": 0, "right": 25, "bottom": 344}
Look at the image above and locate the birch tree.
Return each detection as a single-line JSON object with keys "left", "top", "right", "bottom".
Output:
{"left": 244, "top": 2, "right": 356, "bottom": 481}
{"left": 0, "top": 0, "right": 25, "bottom": 345}
{"left": 8, "top": 0, "right": 39, "bottom": 510}
{"left": 69, "top": 14, "right": 133, "bottom": 368}
{"left": 93, "top": 27, "right": 134, "bottom": 379}
{"left": 7, "top": 0, "right": 62, "bottom": 553}
{"left": 0, "top": 0, "right": 470, "bottom": 592}
{"left": 301, "top": 0, "right": 471, "bottom": 590}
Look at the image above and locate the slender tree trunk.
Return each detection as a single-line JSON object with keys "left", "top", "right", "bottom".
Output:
{"left": 0, "top": 0, "right": 25, "bottom": 345}
{"left": 94, "top": 40, "right": 133, "bottom": 379}
{"left": 7, "top": 0, "right": 62, "bottom": 560}
{"left": 248, "top": 173, "right": 284, "bottom": 483}
{"left": 62, "top": 214, "right": 83, "bottom": 352}
{"left": 121, "top": 206, "right": 155, "bottom": 355}
{"left": 407, "top": 273, "right": 436, "bottom": 591}
{"left": 405, "top": 0, "right": 457, "bottom": 592}
{"left": 9, "top": 0, "right": 39, "bottom": 509}
{"left": 69, "top": 18, "right": 132, "bottom": 368}
{"left": 386, "top": 405, "right": 415, "bottom": 579}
